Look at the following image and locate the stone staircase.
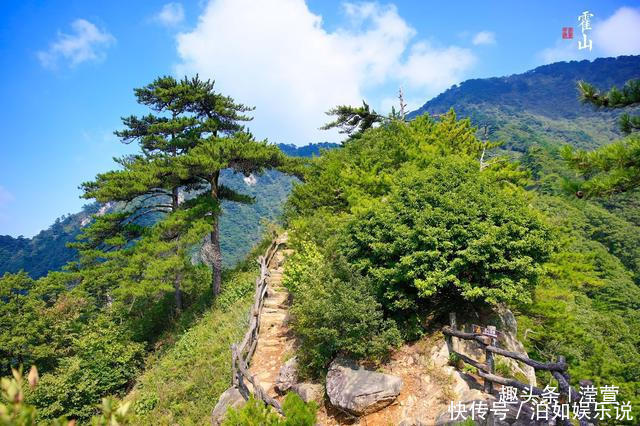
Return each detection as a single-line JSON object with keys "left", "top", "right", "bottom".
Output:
{"left": 248, "top": 241, "right": 296, "bottom": 399}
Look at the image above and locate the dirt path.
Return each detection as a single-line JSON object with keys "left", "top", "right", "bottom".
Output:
{"left": 248, "top": 235, "right": 296, "bottom": 401}
{"left": 315, "top": 335, "right": 472, "bottom": 425}
{"left": 247, "top": 237, "right": 481, "bottom": 425}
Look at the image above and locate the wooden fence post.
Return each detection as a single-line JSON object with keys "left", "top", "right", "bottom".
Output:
{"left": 484, "top": 325, "right": 496, "bottom": 394}
{"left": 448, "top": 312, "right": 457, "bottom": 354}
{"left": 231, "top": 343, "right": 238, "bottom": 387}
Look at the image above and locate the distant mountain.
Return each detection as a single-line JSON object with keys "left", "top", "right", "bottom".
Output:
{"left": 0, "top": 204, "right": 98, "bottom": 279}
{"left": 0, "top": 143, "right": 338, "bottom": 279}
{"left": 276, "top": 142, "right": 340, "bottom": 157}
{"left": 409, "top": 55, "right": 640, "bottom": 152}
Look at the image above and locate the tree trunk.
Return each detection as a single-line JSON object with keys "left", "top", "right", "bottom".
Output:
{"left": 174, "top": 277, "right": 183, "bottom": 313}
{"left": 171, "top": 186, "right": 182, "bottom": 311}
{"left": 210, "top": 218, "right": 223, "bottom": 296}
{"left": 210, "top": 172, "right": 222, "bottom": 296}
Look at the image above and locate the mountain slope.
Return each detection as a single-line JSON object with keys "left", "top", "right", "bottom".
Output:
{"left": 409, "top": 55, "right": 640, "bottom": 152}
{"left": 0, "top": 205, "right": 98, "bottom": 279}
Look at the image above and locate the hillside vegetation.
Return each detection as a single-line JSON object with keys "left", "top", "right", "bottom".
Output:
{"left": 2, "top": 58, "right": 639, "bottom": 425}
{"left": 281, "top": 110, "right": 639, "bottom": 423}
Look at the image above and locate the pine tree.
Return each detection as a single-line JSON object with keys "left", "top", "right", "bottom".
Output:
{"left": 78, "top": 75, "right": 256, "bottom": 308}
{"left": 578, "top": 79, "right": 640, "bottom": 134}
{"left": 320, "top": 100, "right": 385, "bottom": 136}
{"left": 176, "top": 131, "right": 288, "bottom": 295}
{"left": 562, "top": 80, "right": 640, "bottom": 197}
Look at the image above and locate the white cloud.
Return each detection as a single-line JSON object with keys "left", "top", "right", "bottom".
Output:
{"left": 397, "top": 41, "right": 476, "bottom": 90}
{"left": 38, "top": 19, "right": 115, "bottom": 69}
{"left": 0, "top": 185, "right": 14, "bottom": 207}
{"left": 175, "top": 0, "right": 476, "bottom": 144}
{"left": 539, "top": 39, "right": 587, "bottom": 64}
{"left": 472, "top": 31, "right": 495, "bottom": 45}
{"left": 593, "top": 7, "right": 640, "bottom": 56}
{"left": 154, "top": 3, "right": 185, "bottom": 27}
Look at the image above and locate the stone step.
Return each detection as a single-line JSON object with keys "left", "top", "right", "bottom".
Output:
{"left": 264, "top": 300, "right": 287, "bottom": 309}
{"left": 260, "top": 338, "right": 286, "bottom": 347}
{"left": 261, "top": 312, "right": 288, "bottom": 322}
{"left": 256, "top": 371, "right": 272, "bottom": 381}
{"left": 266, "top": 290, "right": 288, "bottom": 298}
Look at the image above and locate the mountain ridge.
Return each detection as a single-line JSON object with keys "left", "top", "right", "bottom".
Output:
{"left": 409, "top": 55, "right": 640, "bottom": 152}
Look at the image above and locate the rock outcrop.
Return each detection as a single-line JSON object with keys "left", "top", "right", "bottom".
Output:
{"left": 211, "top": 387, "right": 245, "bottom": 425}
{"left": 292, "top": 382, "right": 324, "bottom": 404}
{"left": 275, "top": 356, "right": 298, "bottom": 393}
{"left": 325, "top": 357, "right": 403, "bottom": 416}
{"left": 494, "top": 307, "right": 537, "bottom": 387}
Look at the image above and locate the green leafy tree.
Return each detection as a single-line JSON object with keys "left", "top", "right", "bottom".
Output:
{"left": 1, "top": 366, "right": 132, "bottom": 426}
{"left": 284, "top": 110, "right": 543, "bottom": 370}
{"left": 341, "top": 159, "right": 552, "bottom": 316}
{"left": 0, "top": 273, "right": 57, "bottom": 375}
{"left": 27, "top": 318, "right": 143, "bottom": 421}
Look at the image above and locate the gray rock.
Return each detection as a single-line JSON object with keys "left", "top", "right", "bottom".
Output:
{"left": 325, "top": 357, "right": 403, "bottom": 416}
{"left": 292, "top": 382, "right": 324, "bottom": 404}
{"left": 211, "top": 386, "right": 245, "bottom": 425}
{"left": 275, "top": 356, "right": 298, "bottom": 393}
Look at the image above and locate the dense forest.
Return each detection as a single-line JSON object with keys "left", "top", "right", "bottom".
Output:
{"left": 2, "top": 56, "right": 639, "bottom": 425}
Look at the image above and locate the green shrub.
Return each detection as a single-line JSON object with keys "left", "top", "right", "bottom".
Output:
{"left": 1, "top": 367, "right": 132, "bottom": 426}
{"left": 494, "top": 359, "right": 513, "bottom": 378}
{"left": 341, "top": 159, "right": 553, "bottom": 315}
{"left": 282, "top": 241, "right": 324, "bottom": 295}
{"left": 27, "top": 319, "right": 144, "bottom": 421}
{"left": 287, "top": 245, "right": 401, "bottom": 376}
{"left": 223, "top": 393, "right": 317, "bottom": 426}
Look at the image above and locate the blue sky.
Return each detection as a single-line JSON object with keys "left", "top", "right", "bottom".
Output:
{"left": 1, "top": 0, "right": 639, "bottom": 237}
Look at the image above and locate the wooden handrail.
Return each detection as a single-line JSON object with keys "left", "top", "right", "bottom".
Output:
{"left": 229, "top": 238, "right": 283, "bottom": 414}
{"left": 442, "top": 313, "right": 589, "bottom": 426}
{"left": 442, "top": 326, "right": 567, "bottom": 372}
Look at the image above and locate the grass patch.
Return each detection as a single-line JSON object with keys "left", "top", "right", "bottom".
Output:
{"left": 123, "top": 240, "right": 272, "bottom": 425}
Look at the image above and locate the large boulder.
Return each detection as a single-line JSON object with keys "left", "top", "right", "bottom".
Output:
{"left": 325, "top": 357, "right": 403, "bottom": 416}
{"left": 292, "top": 382, "right": 324, "bottom": 404}
{"left": 275, "top": 356, "right": 298, "bottom": 393}
{"left": 211, "top": 387, "right": 245, "bottom": 425}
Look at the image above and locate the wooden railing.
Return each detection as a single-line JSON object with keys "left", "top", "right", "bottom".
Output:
{"left": 230, "top": 238, "right": 283, "bottom": 414}
{"left": 442, "top": 313, "right": 592, "bottom": 426}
